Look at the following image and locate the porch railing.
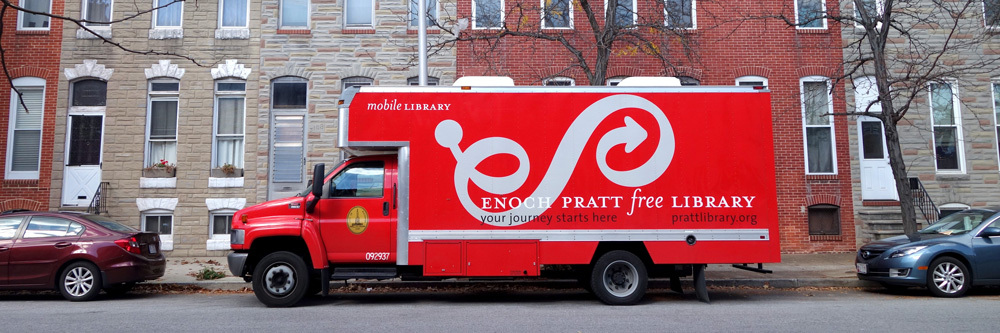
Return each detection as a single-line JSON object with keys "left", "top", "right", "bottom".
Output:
{"left": 909, "top": 177, "right": 938, "bottom": 224}
{"left": 86, "top": 182, "right": 110, "bottom": 215}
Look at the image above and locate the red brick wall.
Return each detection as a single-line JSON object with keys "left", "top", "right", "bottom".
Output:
{"left": 0, "top": 3, "right": 65, "bottom": 212}
{"left": 455, "top": 1, "right": 856, "bottom": 253}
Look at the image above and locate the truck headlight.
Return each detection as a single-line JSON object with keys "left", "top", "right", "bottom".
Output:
{"left": 889, "top": 245, "right": 927, "bottom": 258}
{"left": 230, "top": 229, "right": 245, "bottom": 245}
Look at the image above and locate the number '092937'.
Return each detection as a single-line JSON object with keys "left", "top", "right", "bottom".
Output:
{"left": 365, "top": 252, "right": 390, "bottom": 261}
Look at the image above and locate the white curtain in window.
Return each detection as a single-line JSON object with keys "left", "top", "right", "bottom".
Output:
{"left": 282, "top": 0, "right": 308, "bottom": 27}
{"left": 216, "top": 98, "right": 245, "bottom": 167}
{"left": 11, "top": 88, "right": 43, "bottom": 172}
{"left": 346, "top": 0, "right": 372, "bottom": 25}
{"left": 222, "top": 0, "right": 248, "bottom": 27}
{"left": 86, "top": 0, "right": 112, "bottom": 26}
{"left": 156, "top": 0, "right": 182, "bottom": 26}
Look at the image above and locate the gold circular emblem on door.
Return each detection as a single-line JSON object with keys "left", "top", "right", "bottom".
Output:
{"left": 346, "top": 206, "right": 369, "bottom": 235}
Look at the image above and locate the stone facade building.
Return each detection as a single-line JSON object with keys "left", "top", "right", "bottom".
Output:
{"left": 52, "top": 0, "right": 261, "bottom": 255}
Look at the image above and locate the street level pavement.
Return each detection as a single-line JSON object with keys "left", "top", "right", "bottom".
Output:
{"left": 150, "top": 252, "right": 872, "bottom": 291}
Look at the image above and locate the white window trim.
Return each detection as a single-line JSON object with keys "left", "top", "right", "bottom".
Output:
{"left": 853, "top": 0, "right": 885, "bottom": 29}
{"left": 212, "top": 79, "right": 247, "bottom": 169}
{"left": 929, "top": 80, "right": 966, "bottom": 174}
{"left": 409, "top": 0, "right": 440, "bottom": 29}
{"left": 472, "top": 0, "right": 505, "bottom": 29}
{"left": 18, "top": 0, "right": 52, "bottom": 31}
{"left": 152, "top": 0, "right": 184, "bottom": 28}
{"left": 207, "top": 210, "right": 235, "bottom": 250}
{"left": 280, "top": 0, "right": 310, "bottom": 29}
{"left": 543, "top": 76, "right": 575, "bottom": 86}
{"left": 800, "top": 76, "right": 837, "bottom": 175}
{"left": 81, "top": 0, "right": 114, "bottom": 26}
{"left": 993, "top": 81, "right": 1000, "bottom": 171}
{"left": 342, "top": 76, "right": 374, "bottom": 91}
{"left": 145, "top": 78, "right": 179, "bottom": 168}
{"left": 663, "top": 0, "right": 696, "bottom": 30}
{"left": 736, "top": 75, "right": 768, "bottom": 88}
{"left": 141, "top": 209, "right": 174, "bottom": 251}
{"left": 6, "top": 77, "right": 46, "bottom": 180}
{"left": 794, "top": 0, "right": 827, "bottom": 30}
{"left": 540, "top": 0, "right": 573, "bottom": 29}
{"left": 344, "top": 0, "right": 374, "bottom": 28}
{"left": 605, "top": 0, "right": 637, "bottom": 27}
{"left": 218, "top": 0, "right": 250, "bottom": 28}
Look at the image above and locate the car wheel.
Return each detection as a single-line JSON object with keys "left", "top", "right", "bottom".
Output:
{"left": 104, "top": 282, "right": 137, "bottom": 297}
{"left": 589, "top": 250, "right": 648, "bottom": 305}
{"left": 927, "top": 257, "right": 970, "bottom": 298}
{"left": 252, "top": 251, "right": 310, "bottom": 307}
{"left": 58, "top": 262, "right": 103, "bottom": 302}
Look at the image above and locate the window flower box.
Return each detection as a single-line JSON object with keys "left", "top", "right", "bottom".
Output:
{"left": 143, "top": 159, "right": 176, "bottom": 178}
{"left": 210, "top": 168, "right": 244, "bottom": 178}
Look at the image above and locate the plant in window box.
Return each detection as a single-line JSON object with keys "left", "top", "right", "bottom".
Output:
{"left": 143, "top": 159, "right": 176, "bottom": 178}
{"left": 211, "top": 163, "right": 243, "bottom": 178}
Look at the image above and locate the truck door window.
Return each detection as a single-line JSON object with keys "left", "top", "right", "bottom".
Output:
{"left": 328, "top": 161, "right": 384, "bottom": 198}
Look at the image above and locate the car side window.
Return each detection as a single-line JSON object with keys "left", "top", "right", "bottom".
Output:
{"left": 328, "top": 161, "right": 384, "bottom": 198}
{"left": 23, "top": 216, "right": 85, "bottom": 239}
{"left": 0, "top": 216, "right": 24, "bottom": 240}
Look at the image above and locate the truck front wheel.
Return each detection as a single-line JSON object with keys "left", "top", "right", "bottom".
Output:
{"left": 252, "top": 251, "right": 310, "bottom": 307}
{"left": 590, "top": 250, "right": 648, "bottom": 305}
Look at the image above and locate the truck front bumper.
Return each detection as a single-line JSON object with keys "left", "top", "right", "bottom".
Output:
{"left": 227, "top": 252, "right": 249, "bottom": 277}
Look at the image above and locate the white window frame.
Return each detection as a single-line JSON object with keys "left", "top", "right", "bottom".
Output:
{"left": 985, "top": 0, "right": 1000, "bottom": 29}
{"left": 541, "top": 0, "right": 573, "bottom": 29}
{"left": 736, "top": 75, "right": 768, "bottom": 88}
{"left": 145, "top": 78, "right": 179, "bottom": 168}
{"left": 152, "top": 0, "right": 183, "bottom": 28}
{"left": 409, "top": 0, "right": 440, "bottom": 29}
{"left": 606, "top": 76, "right": 627, "bottom": 86}
{"left": 218, "top": 0, "right": 249, "bottom": 28}
{"left": 472, "top": 0, "right": 504, "bottom": 29}
{"left": 606, "top": 0, "right": 637, "bottom": 27}
{"left": 213, "top": 79, "right": 247, "bottom": 169}
{"left": 344, "top": 0, "right": 374, "bottom": 28}
{"left": 794, "top": 0, "right": 827, "bottom": 30}
{"left": 141, "top": 210, "right": 173, "bottom": 250}
{"left": 342, "top": 76, "right": 373, "bottom": 91}
{"left": 543, "top": 76, "right": 575, "bottom": 86}
{"left": 800, "top": 76, "right": 837, "bottom": 175}
{"left": 6, "top": 77, "right": 46, "bottom": 180}
{"left": 929, "top": 81, "right": 966, "bottom": 173}
{"left": 18, "top": 0, "right": 52, "bottom": 31}
{"left": 280, "top": 0, "right": 310, "bottom": 29}
{"left": 993, "top": 81, "right": 1000, "bottom": 170}
{"left": 663, "top": 0, "right": 696, "bottom": 30}
{"left": 853, "top": 0, "right": 884, "bottom": 28}
{"left": 82, "top": 0, "right": 113, "bottom": 27}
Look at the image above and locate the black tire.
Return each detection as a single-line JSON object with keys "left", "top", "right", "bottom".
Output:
{"left": 589, "top": 250, "right": 648, "bottom": 305}
{"left": 927, "top": 257, "right": 970, "bottom": 298}
{"left": 58, "top": 261, "right": 103, "bottom": 302}
{"left": 252, "top": 251, "right": 310, "bottom": 307}
{"left": 104, "top": 282, "right": 137, "bottom": 297}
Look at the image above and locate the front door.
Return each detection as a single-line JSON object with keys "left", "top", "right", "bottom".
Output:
{"left": 859, "top": 117, "right": 897, "bottom": 200}
{"left": 62, "top": 115, "right": 104, "bottom": 206}
{"left": 314, "top": 158, "right": 395, "bottom": 263}
{"left": 267, "top": 113, "right": 307, "bottom": 200}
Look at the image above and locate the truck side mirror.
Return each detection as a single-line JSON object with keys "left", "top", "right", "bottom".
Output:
{"left": 307, "top": 163, "right": 325, "bottom": 214}
{"left": 980, "top": 227, "right": 1000, "bottom": 238}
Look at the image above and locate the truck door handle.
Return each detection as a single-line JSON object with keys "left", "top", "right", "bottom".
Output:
{"left": 55, "top": 242, "right": 73, "bottom": 248}
{"left": 383, "top": 202, "right": 390, "bottom": 216}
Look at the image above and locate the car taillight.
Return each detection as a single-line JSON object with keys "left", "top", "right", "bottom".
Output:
{"left": 115, "top": 236, "right": 142, "bottom": 254}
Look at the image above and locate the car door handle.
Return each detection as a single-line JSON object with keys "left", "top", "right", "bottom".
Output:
{"left": 54, "top": 242, "right": 73, "bottom": 248}
{"left": 0, "top": 246, "right": 9, "bottom": 252}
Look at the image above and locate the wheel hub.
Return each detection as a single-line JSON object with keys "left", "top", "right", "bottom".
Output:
{"left": 265, "top": 264, "right": 295, "bottom": 296}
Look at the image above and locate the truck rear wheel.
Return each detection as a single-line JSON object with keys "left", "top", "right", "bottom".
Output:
{"left": 252, "top": 251, "right": 310, "bottom": 307}
{"left": 590, "top": 250, "right": 648, "bottom": 305}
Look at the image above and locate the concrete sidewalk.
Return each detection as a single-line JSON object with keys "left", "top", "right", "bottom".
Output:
{"left": 149, "top": 253, "right": 871, "bottom": 291}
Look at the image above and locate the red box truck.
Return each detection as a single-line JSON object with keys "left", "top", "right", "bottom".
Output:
{"left": 228, "top": 80, "right": 779, "bottom": 307}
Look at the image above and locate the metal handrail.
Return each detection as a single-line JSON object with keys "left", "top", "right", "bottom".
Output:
{"left": 86, "top": 182, "right": 110, "bottom": 215}
{"left": 909, "top": 177, "right": 938, "bottom": 223}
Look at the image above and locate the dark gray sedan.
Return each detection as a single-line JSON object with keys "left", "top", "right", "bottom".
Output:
{"left": 856, "top": 208, "right": 1000, "bottom": 297}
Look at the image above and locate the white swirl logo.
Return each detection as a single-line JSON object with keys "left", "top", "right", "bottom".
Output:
{"left": 435, "top": 94, "right": 675, "bottom": 226}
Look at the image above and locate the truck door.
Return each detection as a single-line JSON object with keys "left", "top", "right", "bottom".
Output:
{"left": 315, "top": 157, "right": 396, "bottom": 263}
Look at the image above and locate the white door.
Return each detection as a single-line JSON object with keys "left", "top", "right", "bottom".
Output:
{"left": 62, "top": 115, "right": 104, "bottom": 206}
{"left": 854, "top": 77, "right": 897, "bottom": 201}
{"left": 267, "top": 114, "right": 307, "bottom": 200}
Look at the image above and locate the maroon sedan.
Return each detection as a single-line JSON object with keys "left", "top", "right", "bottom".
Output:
{"left": 0, "top": 210, "right": 165, "bottom": 301}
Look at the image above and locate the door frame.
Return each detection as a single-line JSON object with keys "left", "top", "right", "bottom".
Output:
{"left": 61, "top": 108, "right": 105, "bottom": 207}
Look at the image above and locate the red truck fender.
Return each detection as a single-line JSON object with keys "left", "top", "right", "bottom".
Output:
{"left": 301, "top": 218, "right": 329, "bottom": 270}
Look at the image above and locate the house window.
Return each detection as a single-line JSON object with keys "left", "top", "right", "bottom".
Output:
{"left": 736, "top": 76, "right": 767, "bottom": 88}
{"left": 678, "top": 76, "right": 700, "bottom": 86}
{"left": 345, "top": 0, "right": 373, "bottom": 27}
{"left": 83, "top": 0, "right": 112, "bottom": 26}
{"left": 994, "top": 82, "right": 1000, "bottom": 167}
{"left": 801, "top": 77, "right": 836, "bottom": 174}
{"left": 342, "top": 76, "right": 373, "bottom": 91}
{"left": 808, "top": 204, "right": 840, "bottom": 235}
{"left": 930, "top": 82, "right": 964, "bottom": 172}
{"left": 282, "top": 0, "right": 309, "bottom": 28}
{"left": 606, "top": 76, "right": 627, "bottom": 86}
{"left": 146, "top": 79, "right": 179, "bottom": 169}
{"left": 474, "top": 0, "right": 503, "bottom": 28}
{"left": 273, "top": 77, "right": 307, "bottom": 109}
{"left": 938, "top": 203, "right": 970, "bottom": 219}
{"left": 211, "top": 213, "right": 232, "bottom": 236}
{"left": 143, "top": 214, "right": 173, "bottom": 234}
{"left": 665, "top": 0, "right": 695, "bottom": 29}
{"left": 154, "top": 0, "right": 182, "bottom": 27}
{"left": 543, "top": 77, "right": 574, "bottom": 86}
{"left": 986, "top": 0, "right": 1000, "bottom": 27}
{"left": 854, "top": 0, "right": 884, "bottom": 28}
{"left": 409, "top": 0, "right": 439, "bottom": 28}
{"left": 796, "top": 0, "right": 826, "bottom": 29}
{"left": 214, "top": 80, "right": 246, "bottom": 169}
{"left": 407, "top": 76, "right": 440, "bottom": 85}
{"left": 607, "top": 0, "right": 636, "bottom": 27}
{"left": 543, "top": 0, "right": 572, "bottom": 29}
{"left": 71, "top": 79, "right": 107, "bottom": 106}
{"left": 6, "top": 77, "right": 45, "bottom": 180}
{"left": 220, "top": 0, "right": 248, "bottom": 27}
{"left": 18, "top": 0, "right": 51, "bottom": 30}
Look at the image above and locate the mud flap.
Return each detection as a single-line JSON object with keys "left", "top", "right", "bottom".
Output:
{"left": 321, "top": 268, "right": 330, "bottom": 297}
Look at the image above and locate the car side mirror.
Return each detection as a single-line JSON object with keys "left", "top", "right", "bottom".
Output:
{"left": 306, "top": 163, "right": 325, "bottom": 214}
{"left": 980, "top": 227, "right": 1000, "bottom": 238}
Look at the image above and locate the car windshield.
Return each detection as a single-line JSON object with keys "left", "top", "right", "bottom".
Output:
{"left": 80, "top": 214, "right": 138, "bottom": 232}
{"left": 919, "top": 210, "right": 997, "bottom": 235}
